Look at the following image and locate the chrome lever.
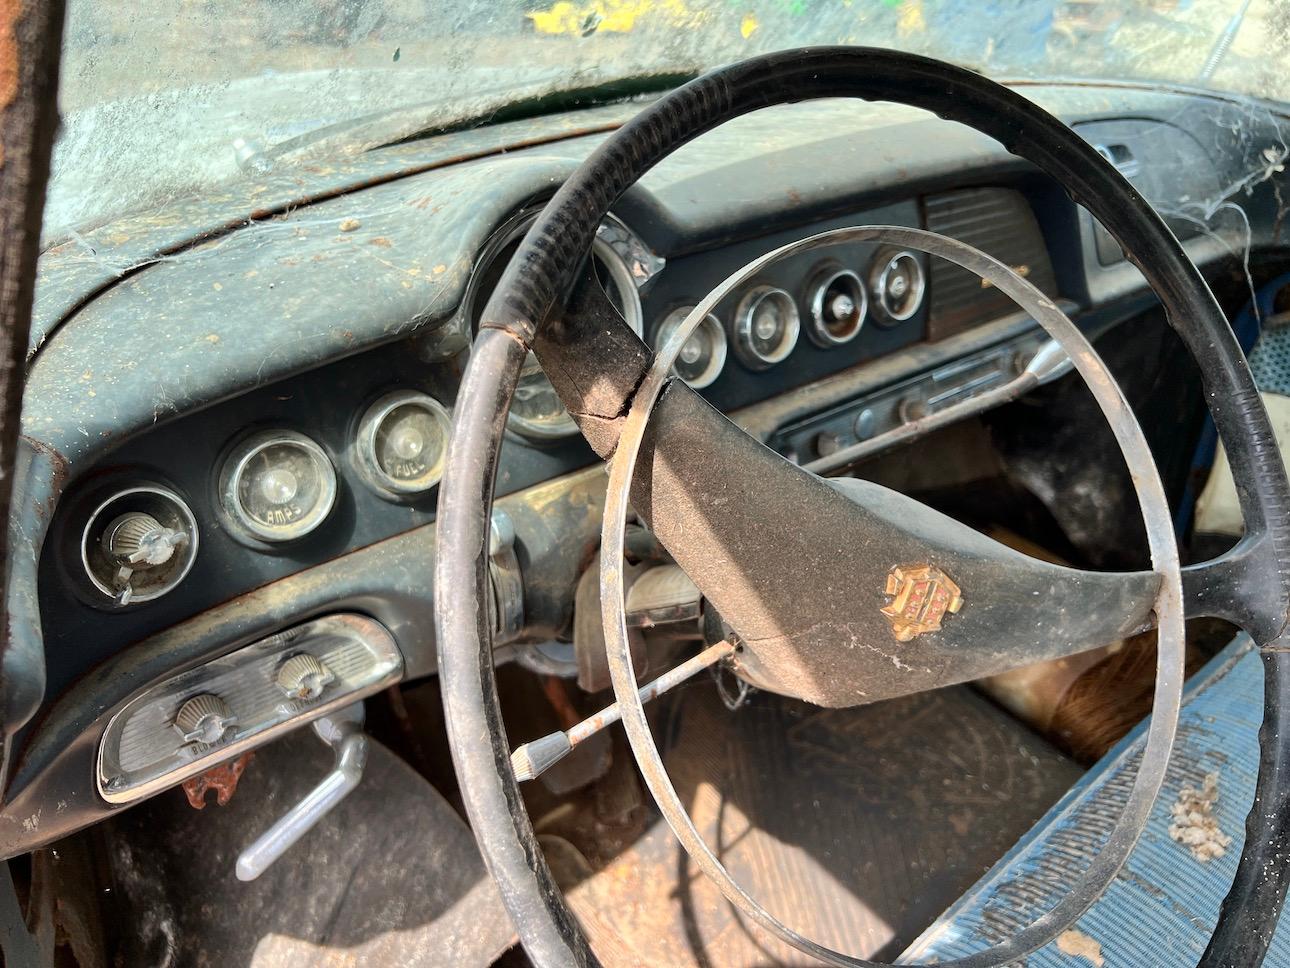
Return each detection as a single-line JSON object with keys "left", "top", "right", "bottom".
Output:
{"left": 511, "top": 640, "right": 734, "bottom": 782}
{"left": 235, "top": 703, "right": 368, "bottom": 882}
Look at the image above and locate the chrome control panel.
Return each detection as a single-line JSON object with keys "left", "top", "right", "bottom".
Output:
{"left": 774, "top": 328, "right": 1052, "bottom": 465}
{"left": 97, "top": 613, "right": 402, "bottom": 804}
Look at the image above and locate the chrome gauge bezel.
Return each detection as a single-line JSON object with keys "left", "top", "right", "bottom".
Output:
{"left": 465, "top": 209, "right": 651, "bottom": 441}
{"left": 655, "top": 306, "right": 728, "bottom": 389}
{"left": 806, "top": 267, "right": 867, "bottom": 346}
{"left": 354, "top": 390, "right": 452, "bottom": 498}
{"left": 733, "top": 285, "right": 800, "bottom": 370}
{"left": 79, "top": 485, "right": 200, "bottom": 606}
{"left": 218, "top": 429, "right": 337, "bottom": 543}
{"left": 870, "top": 248, "right": 926, "bottom": 324}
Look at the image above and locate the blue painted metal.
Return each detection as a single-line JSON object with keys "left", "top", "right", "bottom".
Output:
{"left": 902, "top": 636, "right": 1283, "bottom": 966}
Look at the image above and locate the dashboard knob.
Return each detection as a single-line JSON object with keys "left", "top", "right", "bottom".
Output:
{"left": 175, "top": 694, "right": 237, "bottom": 746}
{"left": 899, "top": 397, "right": 929, "bottom": 423}
{"left": 813, "top": 432, "right": 843, "bottom": 458}
{"left": 275, "top": 653, "right": 335, "bottom": 702}
{"left": 854, "top": 408, "right": 877, "bottom": 440}
{"left": 102, "top": 511, "right": 188, "bottom": 568}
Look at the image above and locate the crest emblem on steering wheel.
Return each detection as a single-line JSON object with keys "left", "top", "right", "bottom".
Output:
{"left": 880, "top": 564, "right": 963, "bottom": 641}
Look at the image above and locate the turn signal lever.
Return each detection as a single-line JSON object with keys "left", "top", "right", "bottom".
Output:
{"left": 235, "top": 703, "right": 368, "bottom": 881}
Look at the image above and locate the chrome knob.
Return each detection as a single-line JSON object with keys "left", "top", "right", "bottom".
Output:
{"left": 175, "top": 694, "right": 236, "bottom": 746}
{"left": 814, "top": 432, "right": 843, "bottom": 458}
{"left": 102, "top": 512, "right": 188, "bottom": 568}
{"left": 275, "top": 653, "right": 335, "bottom": 702}
{"left": 899, "top": 396, "right": 929, "bottom": 423}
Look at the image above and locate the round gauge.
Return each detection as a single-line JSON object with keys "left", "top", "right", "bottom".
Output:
{"left": 79, "top": 485, "right": 199, "bottom": 607}
{"left": 870, "top": 249, "right": 926, "bottom": 324}
{"left": 655, "top": 307, "right": 727, "bottom": 389}
{"left": 219, "top": 430, "right": 337, "bottom": 542}
{"left": 465, "top": 211, "right": 646, "bottom": 440}
{"left": 355, "top": 390, "right": 451, "bottom": 496}
{"left": 807, "top": 267, "right": 867, "bottom": 346}
{"left": 511, "top": 351, "right": 578, "bottom": 440}
{"left": 734, "top": 286, "right": 800, "bottom": 370}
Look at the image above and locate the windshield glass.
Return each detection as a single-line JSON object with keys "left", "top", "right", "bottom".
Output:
{"left": 50, "top": 0, "right": 1288, "bottom": 239}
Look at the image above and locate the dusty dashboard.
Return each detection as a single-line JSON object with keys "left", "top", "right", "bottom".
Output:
{"left": 7, "top": 82, "right": 1285, "bottom": 856}
{"left": 36, "top": 198, "right": 918, "bottom": 692}
{"left": 31, "top": 169, "right": 1084, "bottom": 706}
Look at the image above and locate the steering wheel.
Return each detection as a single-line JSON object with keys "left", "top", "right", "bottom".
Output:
{"left": 435, "top": 48, "right": 1290, "bottom": 967}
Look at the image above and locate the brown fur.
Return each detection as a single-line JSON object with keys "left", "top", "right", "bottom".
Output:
{"left": 1049, "top": 631, "right": 1203, "bottom": 764}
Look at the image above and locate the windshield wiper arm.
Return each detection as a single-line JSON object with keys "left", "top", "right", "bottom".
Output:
{"left": 1198, "top": 0, "right": 1254, "bottom": 81}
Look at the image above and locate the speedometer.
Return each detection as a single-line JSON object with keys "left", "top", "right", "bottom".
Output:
{"left": 466, "top": 210, "right": 650, "bottom": 440}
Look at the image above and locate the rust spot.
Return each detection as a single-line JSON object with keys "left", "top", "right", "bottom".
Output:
{"left": 369, "top": 236, "right": 393, "bottom": 248}
{"left": 181, "top": 752, "right": 254, "bottom": 809}
{"left": 338, "top": 217, "right": 361, "bottom": 232}
{"left": 0, "top": 0, "right": 17, "bottom": 123}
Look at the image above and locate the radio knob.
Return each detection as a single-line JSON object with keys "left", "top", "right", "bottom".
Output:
{"left": 813, "top": 432, "right": 843, "bottom": 458}
{"left": 275, "top": 653, "right": 335, "bottom": 702}
{"left": 175, "top": 694, "right": 236, "bottom": 746}
{"left": 898, "top": 397, "right": 929, "bottom": 423}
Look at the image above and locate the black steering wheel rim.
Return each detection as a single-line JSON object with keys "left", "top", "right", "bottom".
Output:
{"left": 435, "top": 47, "right": 1290, "bottom": 967}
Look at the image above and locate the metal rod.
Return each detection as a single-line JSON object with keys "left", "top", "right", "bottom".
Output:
{"left": 1198, "top": 0, "right": 1254, "bottom": 82}
{"left": 511, "top": 639, "right": 735, "bottom": 782}
{"left": 803, "top": 337, "right": 1072, "bottom": 476}
{"left": 804, "top": 375, "right": 1033, "bottom": 475}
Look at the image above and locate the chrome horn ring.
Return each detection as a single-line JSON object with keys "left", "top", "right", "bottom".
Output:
{"left": 599, "top": 225, "right": 1183, "bottom": 968}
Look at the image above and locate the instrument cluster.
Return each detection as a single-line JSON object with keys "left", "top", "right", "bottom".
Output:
{"left": 72, "top": 385, "right": 455, "bottom": 609}
{"left": 652, "top": 244, "right": 927, "bottom": 394}
{"left": 53, "top": 206, "right": 931, "bottom": 629}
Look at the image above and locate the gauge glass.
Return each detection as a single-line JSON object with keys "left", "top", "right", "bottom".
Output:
{"left": 222, "top": 431, "right": 336, "bottom": 542}
{"left": 468, "top": 213, "right": 645, "bottom": 440}
{"left": 656, "top": 307, "right": 727, "bottom": 389}
{"left": 358, "top": 391, "right": 451, "bottom": 495}
{"left": 808, "top": 268, "right": 867, "bottom": 345}
{"left": 509, "top": 351, "right": 579, "bottom": 438}
{"left": 873, "top": 250, "right": 926, "bottom": 324}
{"left": 735, "top": 287, "right": 799, "bottom": 369}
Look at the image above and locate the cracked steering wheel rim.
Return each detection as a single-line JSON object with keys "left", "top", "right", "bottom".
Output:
{"left": 435, "top": 47, "right": 1290, "bottom": 968}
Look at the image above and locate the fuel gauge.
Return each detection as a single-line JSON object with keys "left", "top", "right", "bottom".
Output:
{"left": 355, "top": 390, "right": 451, "bottom": 497}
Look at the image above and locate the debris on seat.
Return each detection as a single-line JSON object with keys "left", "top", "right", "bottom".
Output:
{"left": 1169, "top": 772, "right": 1233, "bottom": 862}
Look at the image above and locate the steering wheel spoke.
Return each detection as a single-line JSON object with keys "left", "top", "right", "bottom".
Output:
{"left": 633, "top": 380, "right": 1159, "bottom": 707}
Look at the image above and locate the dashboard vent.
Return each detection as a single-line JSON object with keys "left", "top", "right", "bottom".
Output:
{"left": 922, "top": 188, "right": 1058, "bottom": 341}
